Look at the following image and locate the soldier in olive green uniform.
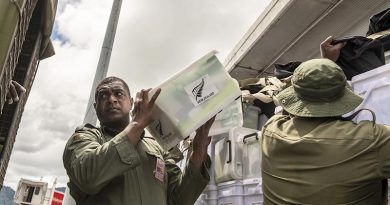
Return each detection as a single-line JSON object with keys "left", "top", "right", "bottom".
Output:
{"left": 261, "top": 58, "right": 390, "bottom": 205}
{"left": 63, "top": 77, "right": 215, "bottom": 205}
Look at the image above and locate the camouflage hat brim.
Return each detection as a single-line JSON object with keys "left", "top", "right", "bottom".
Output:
{"left": 276, "top": 85, "right": 363, "bottom": 117}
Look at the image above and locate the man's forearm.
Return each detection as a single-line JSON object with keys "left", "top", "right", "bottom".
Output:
{"left": 188, "top": 151, "right": 207, "bottom": 171}
{"left": 124, "top": 122, "right": 145, "bottom": 145}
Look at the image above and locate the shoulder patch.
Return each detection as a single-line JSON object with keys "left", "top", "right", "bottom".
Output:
{"left": 72, "top": 133, "right": 83, "bottom": 141}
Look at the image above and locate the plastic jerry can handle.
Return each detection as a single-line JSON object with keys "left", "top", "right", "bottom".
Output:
{"left": 243, "top": 132, "right": 259, "bottom": 144}
{"left": 226, "top": 139, "right": 232, "bottom": 164}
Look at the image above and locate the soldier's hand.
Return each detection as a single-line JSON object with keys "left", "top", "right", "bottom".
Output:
{"left": 130, "top": 88, "right": 161, "bottom": 129}
{"left": 320, "top": 36, "right": 346, "bottom": 62}
{"left": 6, "top": 80, "right": 26, "bottom": 104}
{"left": 190, "top": 116, "right": 216, "bottom": 169}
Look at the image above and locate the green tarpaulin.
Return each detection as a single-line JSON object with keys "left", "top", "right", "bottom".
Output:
{"left": 0, "top": 0, "right": 57, "bottom": 72}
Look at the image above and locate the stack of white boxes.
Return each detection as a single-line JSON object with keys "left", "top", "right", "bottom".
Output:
{"left": 217, "top": 180, "right": 245, "bottom": 205}
{"left": 195, "top": 126, "right": 263, "bottom": 205}
{"left": 350, "top": 63, "right": 390, "bottom": 124}
{"left": 196, "top": 185, "right": 218, "bottom": 205}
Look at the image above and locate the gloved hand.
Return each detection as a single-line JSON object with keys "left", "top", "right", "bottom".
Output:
{"left": 320, "top": 36, "right": 346, "bottom": 62}
{"left": 6, "top": 80, "right": 26, "bottom": 104}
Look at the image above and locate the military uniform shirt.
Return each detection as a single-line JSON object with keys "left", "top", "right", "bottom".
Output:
{"left": 63, "top": 124, "right": 210, "bottom": 205}
{"left": 262, "top": 114, "right": 390, "bottom": 205}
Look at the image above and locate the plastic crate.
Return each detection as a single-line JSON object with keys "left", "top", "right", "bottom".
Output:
{"left": 243, "top": 105, "right": 261, "bottom": 130}
{"left": 215, "top": 127, "right": 259, "bottom": 183}
{"left": 242, "top": 131, "right": 262, "bottom": 179}
{"left": 351, "top": 63, "right": 390, "bottom": 125}
{"left": 218, "top": 180, "right": 244, "bottom": 205}
{"left": 243, "top": 178, "right": 263, "bottom": 205}
{"left": 147, "top": 51, "right": 241, "bottom": 150}
{"left": 195, "top": 185, "right": 218, "bottom": 205}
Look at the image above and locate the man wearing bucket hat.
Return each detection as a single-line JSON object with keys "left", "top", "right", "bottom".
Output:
{"left": 261, "top": 58, "right": 390, "bottom": 204}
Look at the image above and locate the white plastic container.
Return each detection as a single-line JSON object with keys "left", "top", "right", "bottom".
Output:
{"left": 147, "top": 51, "right": 242, "bottom": 150}
{"left": 351, "top": 64, "right": 390, "bottom": 201}
{"left": 209, "top": 98, "right": 243, "bottom": 136}
{"left": 243, "top": 178, "right": 263, "bottom": 205}
{"left": 351, "top": 63, "right": 390, "bottom": 125}
{"left": 215, "top": 127, "right": 259, "bottom": 183}
{"left": 217, "top": 180, "right": 244, "bottom": 205}
{"left": 258, "top": 114, "right": 269, "bottom": 130}
{"left": 215, "top": 133, "right": 242, "bottom": 183}
{"left": 243, "top": 104, "right": 261, "bottom": 130}
{"left": 242, "top": 131, "right": 262, "bottom": 180}
{"left": 195, "top": 185, "right": 218, "bottom": 205}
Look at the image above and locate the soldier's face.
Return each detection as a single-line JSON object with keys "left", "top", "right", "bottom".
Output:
{"left": 94, "top": 81, "right": 132, "bottom": 125}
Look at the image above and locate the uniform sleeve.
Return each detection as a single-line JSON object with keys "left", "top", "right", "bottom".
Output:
{"left": 62, "top": 128, "right": 141, "bottom": 195}
{"left": 375, "top": 124, "right": 390, "bottom": 178}
{"left": 165, "top": 154, "right": 211, "bottom": 205}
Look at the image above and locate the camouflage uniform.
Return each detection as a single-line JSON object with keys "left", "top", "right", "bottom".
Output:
{"left": 262, "top": 115, "right": 390, "bottom": 204}
{"left": 262, "top": 59, "right": 389, "bottom": 204}
{"left": 63, "top": 124, "right": 210, "bottom": 205}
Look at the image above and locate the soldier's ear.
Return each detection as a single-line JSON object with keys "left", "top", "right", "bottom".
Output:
{"left": 93, "top": 102, "right": 96, "bottom": 110}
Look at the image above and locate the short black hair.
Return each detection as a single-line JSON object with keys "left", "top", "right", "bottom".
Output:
{"left": 95, "top": 76, "right": 131, "bottom": 101}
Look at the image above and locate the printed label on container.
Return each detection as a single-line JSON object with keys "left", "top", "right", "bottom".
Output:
{"left": 184, "top": 74, "right": 219, "bottom": 106}
{"left": 151, "top": 119, "right": 173, "bottom": 140}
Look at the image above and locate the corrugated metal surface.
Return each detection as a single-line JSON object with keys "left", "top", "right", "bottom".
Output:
{"left": 0, "top": 0, "right": 37, "bottom": 114}
{"left": 278, "top": 0, "right": 390, "bottom": 65}
{"left": 226, "top": 0, "right": 390, "bottom": 80}
{"left": 0, "top": 0, "right": 43, "bottom": 188}
{"left": 0, "top": 33, "right": 41, "bottom": 188}
{"left": 0, "top": 0, "right": 26, "bottom": 76}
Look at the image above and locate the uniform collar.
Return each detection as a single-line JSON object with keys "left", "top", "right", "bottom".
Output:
{"left": 101, "top": 124, "right": 145, "bottom": 139}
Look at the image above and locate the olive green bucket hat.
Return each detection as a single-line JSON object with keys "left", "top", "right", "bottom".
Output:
{"left": 276, "top": 58, "right": 363, "bottom": 117}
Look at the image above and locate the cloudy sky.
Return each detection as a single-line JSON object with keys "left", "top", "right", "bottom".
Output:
{"left": 3, "top": 0, "right": 271, "bottom": 189}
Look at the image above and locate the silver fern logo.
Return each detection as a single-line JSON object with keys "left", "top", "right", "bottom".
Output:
{"left": 184, "top": 74, "right": 219, "bottom": 106}
{"left": 155, "top": 120, "right": 163, "bottom": 136}
{"left": 192, "top": 78, "right": 205, "bottom": 101}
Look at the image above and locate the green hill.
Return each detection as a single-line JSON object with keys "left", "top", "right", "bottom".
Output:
{"left": 55, "top": 187, "right": 66, "bottom": 193}
{"left": 0, "top": 186, "right": 16, "bottom": 205}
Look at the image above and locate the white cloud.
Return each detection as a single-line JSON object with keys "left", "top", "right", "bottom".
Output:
{"left": 3, "top": 0, "right": 270, "bottom": 190}
{"left": 109, "top": 0, "right": 269, "bottom": 91}
{"left": 57, "top": 0, "right": 111, "bottom": 48}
